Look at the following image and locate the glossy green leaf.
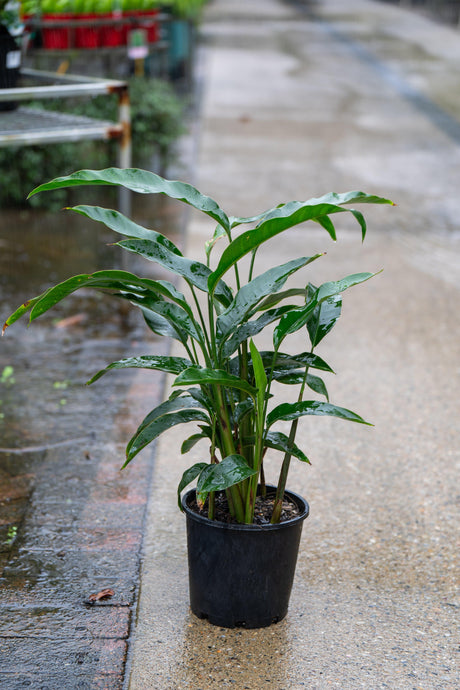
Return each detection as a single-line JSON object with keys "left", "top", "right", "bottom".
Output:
{"left": 196, "top": 454, "right": 258, "bottom": 504}
{"left": 273, "top": 301, "right": 317, "bottom": 349}
{"left": 29, "top": 168, "right": 231, "bottom": 230}
{"left": 141, "top": 308, "right": 188, "bottom": 343}
{"left": 260, "top": 350, "right": 335, "bottom": 373}
{"left": 125, "top": 406, "right": 209, "bottom": 466}
{"left": 87, "top": 355, "right": 193, "bottom": 384}
{"left": 256, "top": 287, "right": 308, "bottom": 311}
{"left": 264, "top": 431, "right": 310, "bottom": 463}
{"left": 249, "top": 339, "right": 267, "bottom": 414}
{"left": 216, "top": 256, "right": 321, "bottom": 342}
{"left": 271, "top": 371, "right": 329, "bottom": 399}
{"left": 221, "top": 305, "right": 296, "bottom": 359}
{"left": 134, "top": 293, "right": 204, "bottom": 343}
{"left": 4, "top": 270, "right": 188, "bottom": 328}
{"left": 306, "top": 374, "right": 329, "bottom": 400}
{"left": 306, "top": 287, "right": 342, "bottom": 348}
{"left": 71, "top": 205, "right": 181, "bottom": 248}
{"left": 316, "top": 272, "right": 379, "bottom": 302}
{"left": 181, "top": 431, "right": 212, "bottom": 455}
{"left": 118, "top": 238, "right": 233, "bottom": 307}
{"left": 208, "top": 191, "right": 392, "bottom": 293}
{"left": 177, "top": 462, "right": 208, "bottom": 510}
{"left": 267, "top": 400, "right": 372, "bottom": 428}
{"left": 173, "top": 365, "right": 258, "bottom": 398}
{"left": 232, "top": 399, "right": 254, "bottom": 425}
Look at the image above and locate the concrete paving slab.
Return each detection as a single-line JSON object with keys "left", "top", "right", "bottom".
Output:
{"left": 126, "top": 1, "right": 459, "bottom": 688}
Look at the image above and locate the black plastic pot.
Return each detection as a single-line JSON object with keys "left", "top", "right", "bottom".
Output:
{"left": 182, "top": 486, "right": 309, "bottom": 628}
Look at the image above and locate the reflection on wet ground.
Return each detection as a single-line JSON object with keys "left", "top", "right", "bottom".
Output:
{"left": 0, "top": 189, "right": 184, "bottom": 687}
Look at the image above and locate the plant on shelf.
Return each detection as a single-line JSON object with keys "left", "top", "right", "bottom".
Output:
{"left": 3, "top": 168, "right": 393, "bottom": 626}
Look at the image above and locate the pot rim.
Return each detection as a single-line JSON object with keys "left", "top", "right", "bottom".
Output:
{"left": 181, "top": 485, "right": 309, "bottom": 531}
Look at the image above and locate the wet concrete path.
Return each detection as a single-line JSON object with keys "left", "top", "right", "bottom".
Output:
{"left": 127, "top": 1, "right": 459, "bottom": 688}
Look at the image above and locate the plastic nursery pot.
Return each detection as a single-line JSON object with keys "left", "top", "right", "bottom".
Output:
{"left": 75, "top": 15, "right": 99, "bottom": 49}
{"left": 41, "top": 14, "right": 71, "bottom": 50}
{"left": 182, "top": 486, "right": 309, "bottom": 629}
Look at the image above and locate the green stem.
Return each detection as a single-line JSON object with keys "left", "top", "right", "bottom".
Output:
{"left": 271, "top": 357, "right": 311, "bottom": 524}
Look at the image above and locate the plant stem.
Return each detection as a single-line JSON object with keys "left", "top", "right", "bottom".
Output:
{"left": 271, "top": 358, "right": 311, "bottom": 523}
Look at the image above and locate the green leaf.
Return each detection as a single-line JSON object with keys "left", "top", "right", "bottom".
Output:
{"left": 249, "top": 339, "right": 267, "bottom": 415}
{"left": 306, "top": 374, "right": 329, "bottom": 400}
{"left": 216, "top": 256, "right": 322, "bottom": 342}
{"left": 118, "top": 238, "right": 233, "bottom": 307}
{"left": 29, "top": 168, "right": 231, "bottom": 230}
{"left": 181, "top": 431, "right": 212, "bottom": 455}
{"left": 196, "top": 454, "right": 258, "bottom": 504}
{"left": 140, "top": 308, "right": 188, "bottom": 342}
{"left": 260, "top": 351, "right": 334, "bottom": 373}
{"left": 4, "top": 270, "right": 192, "bottom": 327}
{"left": 125, "top": 401, "right": 209, "bottom": 466}
{"left": 267, "top": 400, "right": 372, "bottom": 428}
{"left": 306, "top": 288, "right": 342, "bottom": 348}
{"left": 316, "top": 272, "right": 379, "bottom": 302}
{"left": 264, "top": 431, "right": 310, "bottom": 463}
{"left": 127, "top": 293, "right": 204, "bottom": 343}
{"left": 71, "top": 204, "right": 181, "bottom": 248}
{"left": 232, "top": 399, "right": 254, "bottom": 425}
{"left": 87, "top": 355, "right": 193, "bottom": 384}
{"left": 271, "top": 371, "right": 329, "bottom": 399}
{"left": 172, "top": 365, "right": 258, "bottom": 398}
{"left": 256, "top": 287, "right": 308, "bottom": 311}
{"left": 177, "top": 462, "right": 208, "bottom": 510}
{"left": 208, "top": 191, "right": 392, "bottom": 293}
{"left": 221, "top": 305, "right": 296, "bottom": 359}
{"left": 273, "top": 301, "right": 317, "bottom": 349}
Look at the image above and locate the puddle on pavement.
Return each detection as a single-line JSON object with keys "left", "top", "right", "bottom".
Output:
{"left": 0, "top": 189, "right": 186, "bottom": 588}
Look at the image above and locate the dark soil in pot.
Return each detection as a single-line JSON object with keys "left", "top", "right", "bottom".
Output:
{"left": 182, "top": 486, "right": 309, "bottom": 629}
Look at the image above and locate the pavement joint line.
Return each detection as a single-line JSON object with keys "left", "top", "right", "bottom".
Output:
{"left": 317, "top": 16, "right": 460, "bottom": 145}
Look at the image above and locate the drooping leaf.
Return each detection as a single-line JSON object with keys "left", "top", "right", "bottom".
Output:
{"left": 181, "top": 430, "right": 212, "bottom": 455}
{"left": 196, "top": 454, "right": 257, "bottom": 505}
{"left": 87, "top": 355, "right": 193, "bottom": 384}
{"left": 273, "top": 301, "right": 317, "bottom": 349}
{"left": 264, "top": 431, "right": 310, "bottom": 463}
{"left": 29, "top": 168, "right": 231, "bottom": 230}
{"left": 125, "top": 400, "right": 210, "bottom": 466}
{"left": 4, "top": 270, "right": 189, "bottom": 328}
{"left": 118, "top": 238, "right": 233, "bottom": 307}
{"left": 267, "top": 400, "right": 372, "bottom": 428}
{"left": 208, "top": 191, "right": 393, "bottom": 293}
{"left": 306, "top": 286, "right": 342, "bottom": 348}
{"left": 140, "top": 308, "right": 188, "bottom": 343}
{"left": 177, "top": 462, "right": 208, "bottom": 510}
{"left": 70, "top": 204, "right": 181, "bottom": 248}
{"left": 129, "top": 292, "right": 204, "bottom": 343}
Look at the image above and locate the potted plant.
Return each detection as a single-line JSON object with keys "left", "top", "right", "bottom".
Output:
{"left": 2, "top": 168, "right": 393, "bottom": 628}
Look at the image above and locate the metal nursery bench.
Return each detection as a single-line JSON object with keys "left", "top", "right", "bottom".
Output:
{"left": 0, "top": 68, "right": 132, "bottom": 215}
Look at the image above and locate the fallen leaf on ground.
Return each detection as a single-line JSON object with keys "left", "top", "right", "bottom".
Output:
{"left": 88, "top": 588, "right": 115, "bottom": 602}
